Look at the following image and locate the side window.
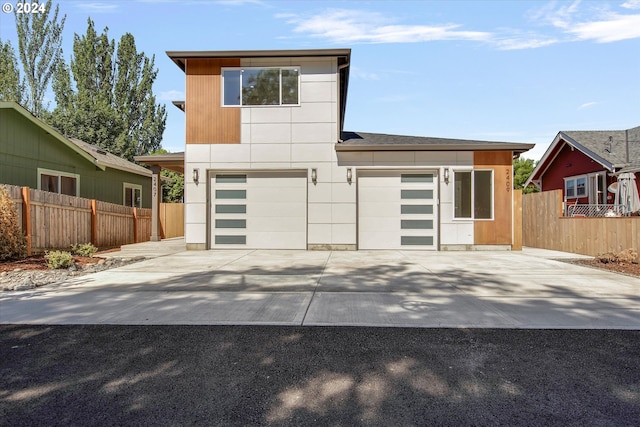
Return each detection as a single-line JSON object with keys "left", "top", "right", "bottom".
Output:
{"left": 222, "top": 67, "right": 300, "bottom": 106}
{"left": 38, "top": 169, "right": 79, "bottom": 196}
{"left": 124, "top": 183, "right": 142, "bottom": 208}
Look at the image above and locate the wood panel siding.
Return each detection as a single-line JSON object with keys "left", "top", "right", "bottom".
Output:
{"left": 186, "top": 58, "right": 241, "bottom": 144}
{"left": 474, "top": 151, "right": 513, "bottom": 245}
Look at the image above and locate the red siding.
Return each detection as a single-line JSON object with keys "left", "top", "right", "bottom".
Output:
{"left": 540, "top": 144, "right": 616, "bottom": 203}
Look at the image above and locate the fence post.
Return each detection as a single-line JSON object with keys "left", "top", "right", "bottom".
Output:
{"left": 91, "top": 199, "right": 97, "bottom": 247}
{"left": 512, "top": 189, "right": 523, "bottom": 251}
{"left": 21, "top": 187, "right": 32, "bottom": 255}
{"left": 133, "top": 207, "right": 139, "bottom": 243}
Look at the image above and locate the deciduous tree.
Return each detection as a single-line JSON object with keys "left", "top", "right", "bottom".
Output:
{"left": 0, "top": 40, "right": 25, "bottom": 103}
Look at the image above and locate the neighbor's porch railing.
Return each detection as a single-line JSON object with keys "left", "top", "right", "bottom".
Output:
{"left": 566, "top": 203, "right": 628, "bottom": 217}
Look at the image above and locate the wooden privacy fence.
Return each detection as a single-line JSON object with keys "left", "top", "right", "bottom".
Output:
{"left": 160, "top": 202, "right": 184, "bottom": 239}
{"left": 523, "top": 189, "right": 639, "bottom": 256}
{"left": 2, "top": 184, "right": 183, "bottom": 253}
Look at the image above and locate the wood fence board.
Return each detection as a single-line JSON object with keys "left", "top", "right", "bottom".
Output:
{"left": 523, "top": 190, "right": 639, "bottom": 256}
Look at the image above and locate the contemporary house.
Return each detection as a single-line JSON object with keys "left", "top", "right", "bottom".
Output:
{"left": 525, "top": 126, "right": 640, "bottom": 212}
{"left": 164, "top": 48, "right": 533, "bottom": 250}
{"left": 0, "top": 101, "right": 152, "bottom": 208}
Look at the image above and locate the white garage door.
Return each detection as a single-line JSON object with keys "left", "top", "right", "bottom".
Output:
{"left": 211, "top": 170, "right": 307, "bottom": 249}
{"left": 358, "top": 170, "right": 438, "bottom": 250}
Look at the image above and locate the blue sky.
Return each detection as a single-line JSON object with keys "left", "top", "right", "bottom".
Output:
{"left": 1, "top": 0, "right": 639, "bottom": 160}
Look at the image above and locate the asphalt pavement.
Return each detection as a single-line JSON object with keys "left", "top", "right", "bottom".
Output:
{"left": 1, "top": 325, "right": 639, "bottom": 426}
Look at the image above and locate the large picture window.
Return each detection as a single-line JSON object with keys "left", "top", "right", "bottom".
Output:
{"left": 454, "top": 170, "right": 493, "bottom": 220}
{"left": 38, "top": 168, "right": 79, "bottom": 197}
{"left": 222, "top": 67, "right": 299, "bottom": 106}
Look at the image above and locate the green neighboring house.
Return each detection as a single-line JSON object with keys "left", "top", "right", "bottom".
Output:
{"left": 0, "top": 101, "right": 152, "bottom": 208}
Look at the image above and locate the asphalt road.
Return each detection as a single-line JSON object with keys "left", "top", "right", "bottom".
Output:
{"left": 1, "top": 325, "right": 639, "bottom": 426}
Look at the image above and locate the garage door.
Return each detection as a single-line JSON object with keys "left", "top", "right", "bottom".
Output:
{"left": 358, "top": 170, "right": 438, "bottom": 250}
{"left": 211, "top": 170, "right": 307, "bottom": 249}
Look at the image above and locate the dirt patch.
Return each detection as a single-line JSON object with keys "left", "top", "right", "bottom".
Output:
{"left": 0, "top": 254, "right": 103, "bottom": 272}
{"left": 566, "top": 259, "right": 640, "bottom": 278}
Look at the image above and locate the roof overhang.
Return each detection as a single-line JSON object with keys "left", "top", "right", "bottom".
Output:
{"left": 335, "top": 142, "right": 534, "bottom": 153}
{"left": 135, "top": 153, "right": 184, "bottom": 174}
{"left": 166, "top": 48, "right": 351, "bottom": 72}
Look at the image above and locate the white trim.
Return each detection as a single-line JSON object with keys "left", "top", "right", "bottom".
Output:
{"left": 123, "top": 182, "right": 143, "bottom": 208}
{"left": 564, "top": 174, "right": 587, "bottom": 199}
{"left": 37, "top": 168, "right": 80, "bottom": 196}
{"left": 221, "top": 66, "right": 301, "bottom": 107}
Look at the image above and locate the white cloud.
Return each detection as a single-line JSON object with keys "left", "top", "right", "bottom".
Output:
{"left": 568, "top": 13, "right": 640, "bottom": 42}
{"left": 159, "top": 90, "right": 185, "bottom": 101}
{"left": 73, "top": 2, "right": 119, "bottom": 13}
{"left": 578, "top": 101, "right": 598, "bottom": 110}
{"left": 280, "top": 9, "right": 491, "bottom": 44}
{"left": 622, "top": 0, "right": 640, "bottom": 10}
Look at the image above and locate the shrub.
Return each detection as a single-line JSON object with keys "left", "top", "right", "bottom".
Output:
{"left": 0, "top": 186, "right": 27, "bottom": 261}
{"left": 71, "top": 242, "right": 98, "bottom": 258}
{"left": 595, "top": 248, "right": 638, "bottom": 264}
{"left": 45, "top": 250, "right": 74, "bottom": 269}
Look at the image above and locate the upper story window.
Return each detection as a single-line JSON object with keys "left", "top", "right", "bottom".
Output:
{"left": 222, "top": 67, "right": 299, "bottom": 106}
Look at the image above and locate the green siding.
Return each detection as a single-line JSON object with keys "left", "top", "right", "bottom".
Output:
{"left": 0, "top": 108, "right": 152, "bottom": 208}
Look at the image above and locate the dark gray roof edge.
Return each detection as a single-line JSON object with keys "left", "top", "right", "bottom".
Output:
{"left": 338, "top": 131, "right": 534, "bottom": 152}
{"left": 167, "top": 48, "right": 351, "bottom": 59}
{"left": 558, "top": 132, "right": 616, "bottom": 171}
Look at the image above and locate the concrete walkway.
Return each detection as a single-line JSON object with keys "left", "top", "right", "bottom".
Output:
{"left": 1, "top": 241, "right": 639, "bottom": 328}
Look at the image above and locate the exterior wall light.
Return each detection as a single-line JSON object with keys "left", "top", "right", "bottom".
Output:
{"left": 346, "top": 168, "right": 352, "bottom": 184}
{"left": 192, "top": 168, "right": 199, "bottom": 184}
{"left": 311, "top": 168, "right": 317, "bottom": 185}
{"left": 444, "top": 168, "right": 450, "bottom": 184}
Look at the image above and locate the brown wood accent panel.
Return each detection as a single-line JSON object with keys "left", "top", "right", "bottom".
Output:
{"left": 186, "top": 58, "right": 240, "bottom": 144}
{"left": 474, "top": 151, "right": 513, "bottom": 245}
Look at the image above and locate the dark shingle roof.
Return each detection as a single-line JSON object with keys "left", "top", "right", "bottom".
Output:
{"left": 338, "top": 131, "right": 534, "bottom": 153}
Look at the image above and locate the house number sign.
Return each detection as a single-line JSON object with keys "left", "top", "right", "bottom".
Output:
{"left": 505, "top": 168, "right": 511, "bottom": 193}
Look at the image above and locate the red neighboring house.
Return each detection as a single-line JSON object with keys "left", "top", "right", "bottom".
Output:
{"left": 526, "top": 126, "right": 640, "bottom": 210}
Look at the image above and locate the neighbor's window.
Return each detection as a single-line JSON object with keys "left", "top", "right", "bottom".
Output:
{"left": 454, "top": 170, "right": 493, "bottom": 220}
{"left": 38, "top": 168, "right": 79, "bottom": 197}
{"left": 222, "top": 67, "right": 299, "bottom": 106}
{"left": 564, "top": 175, "right": 587, "bottom": 199}
{"left": 124, "top": 183, "right": 142, "bottom": 208}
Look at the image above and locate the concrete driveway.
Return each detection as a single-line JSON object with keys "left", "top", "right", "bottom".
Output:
{"left": 1, "top": 247, "right": 639, "bottom": 328}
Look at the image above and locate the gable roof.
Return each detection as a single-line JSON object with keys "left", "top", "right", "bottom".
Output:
{"left": 525, "top": 125, "right": 640, "bottom": 188}
{"left": 338, "top": 131, "right": 534, "bottom": 154}
{"left": 0, "top": 101, "right": 150, "bottom": 178}
{"left": 69, "top": 138, "right": 151, "bottom": 177}
{"left": 0, "top": 101, "right": 104, "bottom": 170}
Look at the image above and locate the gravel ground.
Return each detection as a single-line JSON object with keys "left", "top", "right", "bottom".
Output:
{"left": 0, "top": 256, "right": 145, "bottom": 291}
{"left": 1, "top": 325, "right": 638, "bottom": 426}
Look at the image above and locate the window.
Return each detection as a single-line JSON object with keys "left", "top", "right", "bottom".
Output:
{"left": 38, "top": 168, "right": 79, "bottom": 196}
{"left": 564, "top": 175, "right": 588, "bottom": 199}
{"left": 124, "top": 183, "right": 142, "bottom": 208}
{"left": 454, "top": 170, "right": 493, "bottom": 219}
{"left": 222, "top": 67, "right": 299, "bottom": 106}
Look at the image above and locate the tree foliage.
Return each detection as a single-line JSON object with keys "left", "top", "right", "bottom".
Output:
{"left": 0, "top": 39, "right": 25, "bottom": 104}
{"left": 513, "top": 157, "right": 539, "bottom": 194}
{"left": 15, "top": 0, "right": 65, "bottom": 117}
{"left": 152, "top": 149, "right": 184, "bottom": 203}
{"left": 48, "top": 19, "right": 166, "bottom": 161}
